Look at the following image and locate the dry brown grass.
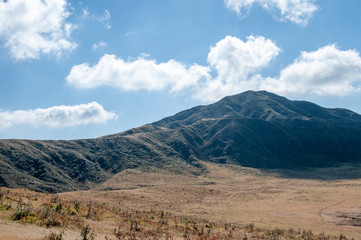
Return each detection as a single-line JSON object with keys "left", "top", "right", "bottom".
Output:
{"left": 1, "top": 162, "right": 361, "bottom": 239}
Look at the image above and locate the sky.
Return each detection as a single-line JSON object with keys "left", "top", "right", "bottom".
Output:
{"left": 1, "top": 0, "right": 361, "bottom": 140}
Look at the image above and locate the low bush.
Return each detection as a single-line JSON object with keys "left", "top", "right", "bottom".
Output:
{"left": 42, "top": 229, "right": 65, "bottom": 240}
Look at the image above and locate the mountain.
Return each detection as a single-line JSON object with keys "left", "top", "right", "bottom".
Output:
{"left": 1, "top": 90, "right": 361, "bottom": 192}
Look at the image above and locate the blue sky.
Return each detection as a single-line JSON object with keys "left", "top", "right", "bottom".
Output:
{"left": 1, "top": 0, "right": 361, "bottom": 140}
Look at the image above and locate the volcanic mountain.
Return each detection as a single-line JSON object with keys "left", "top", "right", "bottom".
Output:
{"left": 1, "top": 91, "right": 361, "bottom": 192}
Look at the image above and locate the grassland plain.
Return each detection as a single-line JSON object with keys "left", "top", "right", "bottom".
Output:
{"left": 1, "top": 162, "right": 361, "bottom": 239}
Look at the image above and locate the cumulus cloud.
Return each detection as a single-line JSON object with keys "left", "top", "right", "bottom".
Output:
{"left": 66, "top": 35, "right": 361, "bottom": 102}
{"left": 0, "top": 0, "right": 77, "bottom": 60}
{"left": 224, "top": 0, "right": 318, "bottom": 26}
{"left": 66, "top": 54, "right": 210, "bottom": 92}
{"left": 197, "top": 42, "right": 361, "bottom": 101}
{"left": 261, "top": 45, "right": 361, "bottom": 96}
{"left": 193, "top": 35, "right": 281, "bottom": 101}
{"left": 0, "top": 102, "right": 117, "bottom": 129}
{"left": 195, "top": 40, "right": 361, "bottom": 101}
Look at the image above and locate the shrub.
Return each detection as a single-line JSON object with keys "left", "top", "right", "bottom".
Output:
{"left": 11, "top": 199, "right": 33, "bottom": 220}
{"left": 73, "top": 200, "right": 80, "bottom": 212}
{"left": 11, "top": 209, "right": 31, "bottom": 220}
{"left": 0, "top": 204, "right": 11, "bottom": 211}
{"left": 245, "top": 223, "right": 254, "bottom": 232}
{"left": 81, "top": 225, "right": 96, "bottom": 240}
{"left": 43, "top": 229, "right": 65, "bottom": 240}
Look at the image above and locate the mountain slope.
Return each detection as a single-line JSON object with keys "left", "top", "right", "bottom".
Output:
{"left": 1, "top": 91, "right": 361, "bottom": 192}
{"left": 149, "top": 91, "right": 361, "bottom": 168}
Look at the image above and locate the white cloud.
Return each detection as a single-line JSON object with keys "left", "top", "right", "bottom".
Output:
{"left": 261, "top": 45, "right": 361, "bottom": 96}
{"left": 82, "top": 7, "right": 89, "bottom": 18}
{"left": 125, "top": 31, "right": 134, "bottom": 38}
{"left": 0, "top": 102, "right": 117, "bottom": 129}
{"left": 92, "top": 41, "right": 107, "bottom": 50}
{"left": 66, "top": 54, "right": 210, "bottom": 92}
{"left": 66, "top": 35, "right": 361, "bottom": 103}
{"left": 224, "top": 0, "right": 318, "bottom": 26}
{"left": 193, "top": 35, "right": 281, "bottom": 101}
{"left": 102, "top": 10, "right": 112, "bottom": 29}
{"left": 79, "top": 6, "right": 111, "bottom": 29}
{"left": 193, "top": 38, "right": 361, "bottom": 101}
{"left": 195, "top": 42, "right": 361, "bottom": 101}
{"left": 0, "top": 0, "right": 77, "bottom": 60}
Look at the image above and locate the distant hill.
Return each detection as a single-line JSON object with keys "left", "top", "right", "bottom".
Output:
{"left": 1, "top": 90, "right": 361, "bottom": 192}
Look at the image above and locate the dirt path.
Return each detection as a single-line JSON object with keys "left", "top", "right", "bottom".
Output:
{"left": 317, "top": 199, "right": 347, "bottom": 224}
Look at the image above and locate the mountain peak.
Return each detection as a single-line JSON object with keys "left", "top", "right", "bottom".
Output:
{"left": 215, "top": 90, "right": 297, "bottom": 120}
{"left": 155, "top": 91, "right": 361, "bottom": 129}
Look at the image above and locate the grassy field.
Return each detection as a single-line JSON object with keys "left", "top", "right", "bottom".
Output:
{"left": 1, "top": 162, "right": 361, "bottom": 239}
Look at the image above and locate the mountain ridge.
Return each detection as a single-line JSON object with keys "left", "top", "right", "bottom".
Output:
{"left": 151, "top": 91, "right": 361, "bottom": 129}
{"left": 1, "top": 90, "right": 361, "bottom": 193}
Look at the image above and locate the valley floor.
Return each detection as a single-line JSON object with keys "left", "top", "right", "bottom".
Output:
{"left": 1, "top": 162, "right": 361, "bottom": 239}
